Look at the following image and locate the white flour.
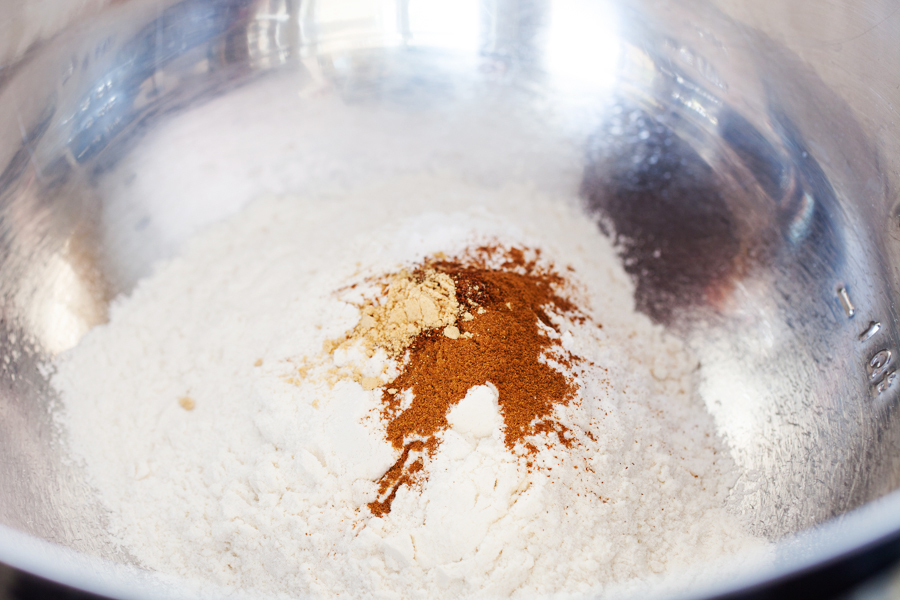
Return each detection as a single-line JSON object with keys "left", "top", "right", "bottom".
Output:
{"left": 53, "top": 175, "right": 765, "bottom": 599}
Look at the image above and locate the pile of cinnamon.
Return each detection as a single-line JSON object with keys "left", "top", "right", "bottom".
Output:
{"left": 353, "top": 247, "right": 589, "bottom": 516}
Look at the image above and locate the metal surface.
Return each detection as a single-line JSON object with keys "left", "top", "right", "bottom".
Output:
{"left": 0, "top": 0, "right": 899, "bottom": 597}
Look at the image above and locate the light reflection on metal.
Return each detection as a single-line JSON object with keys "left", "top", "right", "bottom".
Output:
{"left": 787, "top": 192, "right": 815, "bottom": 245}
{"left": 545, "top": 0, "right": 621, "bottom": 93}
{"left": 406, "top": 0, "right": 480, "bottom": 51}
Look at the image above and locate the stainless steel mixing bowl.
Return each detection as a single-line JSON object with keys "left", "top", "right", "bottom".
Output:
{"left": 2, "top": 0, "right": 900, "bottom": 598}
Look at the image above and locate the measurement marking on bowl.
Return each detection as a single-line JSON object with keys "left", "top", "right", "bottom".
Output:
{"left": 837, "top": 286, "right": 855, "bottom": 318}
{"left": 860, "top": 321, "right": 882, "bottom": 342}
{"left": 868, "top": 349, "right": 894, "bottom": 384}
{"left": 877, "top": 371, "right": 898, "bottom": 395}
{"left": 866, "top": 346, "right": 899, "bottom": 396}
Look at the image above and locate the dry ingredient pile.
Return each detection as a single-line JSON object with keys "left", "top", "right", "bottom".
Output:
{"left": 52, "top": 176, "right": 765, "bottom": 599}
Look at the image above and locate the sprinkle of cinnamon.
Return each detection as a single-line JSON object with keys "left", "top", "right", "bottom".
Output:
{"left": 367, "top": 247, "right": 586, "bottom": 516}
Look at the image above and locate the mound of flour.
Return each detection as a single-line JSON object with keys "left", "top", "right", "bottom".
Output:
{"left": 52, "top": 175, "right": 765, "bottom": 598}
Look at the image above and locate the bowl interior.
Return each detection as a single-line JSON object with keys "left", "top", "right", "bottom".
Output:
{"left": 1, "top": 0, "right": 899, "bottom": 594}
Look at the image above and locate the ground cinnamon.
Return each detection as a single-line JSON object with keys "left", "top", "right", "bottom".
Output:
{"left": 367, "top": 247, "right": 586, "bottom": 516}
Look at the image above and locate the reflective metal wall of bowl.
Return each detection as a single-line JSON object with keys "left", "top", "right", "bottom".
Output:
{"left": 0, "top": 0, "right": 899, "bottom": 597}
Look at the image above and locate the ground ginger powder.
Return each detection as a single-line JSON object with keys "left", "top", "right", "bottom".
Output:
{"left": 328, "top": 268, "right": 462, "bottom": 359}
